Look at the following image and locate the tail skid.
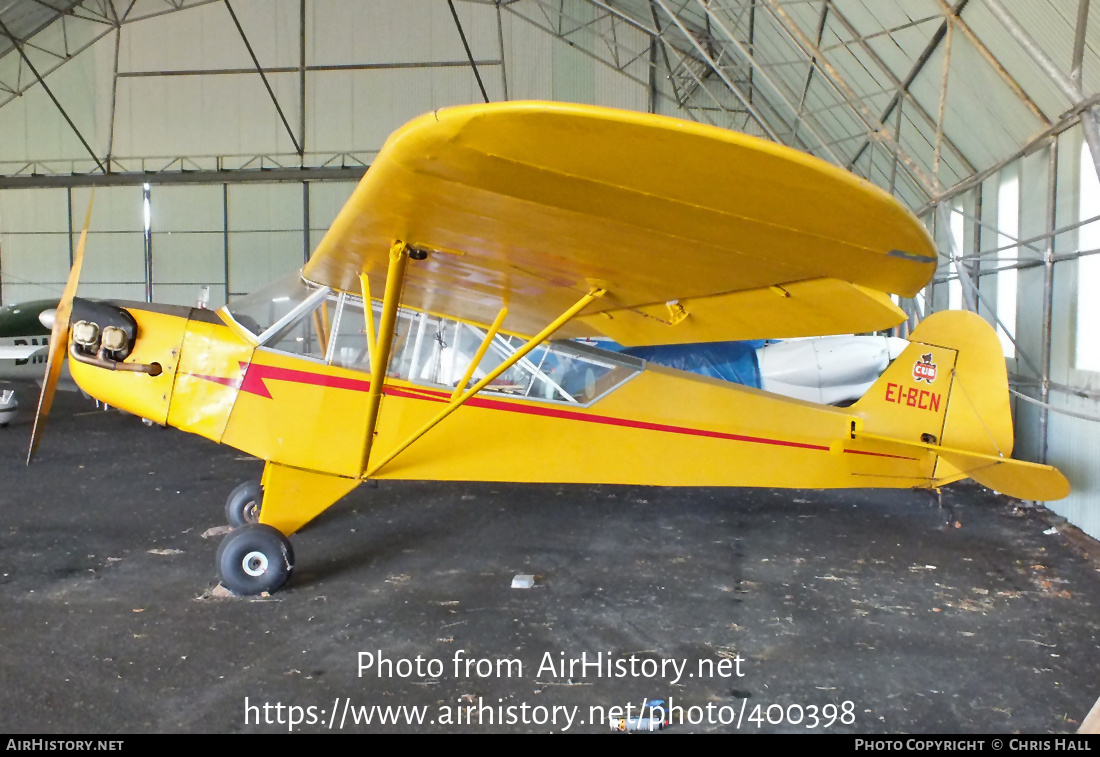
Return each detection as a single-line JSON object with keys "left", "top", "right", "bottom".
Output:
{"left": 849, "top": 310, "right": 1069, "bottom": 501}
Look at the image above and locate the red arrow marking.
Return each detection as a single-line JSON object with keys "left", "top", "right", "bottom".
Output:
{"left": 188, "top": 361, "right": 371, "bottom": 399}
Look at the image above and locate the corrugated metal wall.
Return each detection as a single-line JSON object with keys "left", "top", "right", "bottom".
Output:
{"left": 0, "top": 188, "right": 70, "bottom": 303}
{"left": 1045, "top": 126, "right": 1100, "bottom": 540}
{"left": 924, "top": 121, "right": 1100, "bottom": 540}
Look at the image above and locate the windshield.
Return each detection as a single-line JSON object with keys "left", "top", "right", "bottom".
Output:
{"left": 225, "top": 272, "right": 323, "bottom": 336}
{"left": 230, "top": 283, "right": 644, "bottom": 406}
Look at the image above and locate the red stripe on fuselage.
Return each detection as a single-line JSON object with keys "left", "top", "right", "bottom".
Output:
{"left": 189, "top": 362, "right": 915, "bottom": 460}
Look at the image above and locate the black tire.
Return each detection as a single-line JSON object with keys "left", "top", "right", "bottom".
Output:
{"left": 226, "top": 479, "right": 262, "bottom": 527}
{"left": 216, "top": 524, "right": 294, "bottom": 595}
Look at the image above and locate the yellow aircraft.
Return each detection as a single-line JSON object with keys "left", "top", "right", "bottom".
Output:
{"left": 27, "top": 102, "right": 1070, "bottom": 595}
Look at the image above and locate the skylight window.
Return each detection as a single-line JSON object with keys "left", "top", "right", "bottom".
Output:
{"left": 1078, "top": 142, "right": 1100, "bottom": 371}
{"left": 996, "top": 171, "right": 1019, "bottom": 358}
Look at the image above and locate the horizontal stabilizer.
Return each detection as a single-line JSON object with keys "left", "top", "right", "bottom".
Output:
{"left": 938, "top": 450, "right": 1070, "bottom": 502}
{"left": 854, "top": 430, "right": 1069, "bottom": 502}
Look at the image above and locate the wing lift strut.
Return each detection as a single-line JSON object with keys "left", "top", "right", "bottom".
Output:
{"left": 357, "top": 241, "right": 605, "bottom": 480}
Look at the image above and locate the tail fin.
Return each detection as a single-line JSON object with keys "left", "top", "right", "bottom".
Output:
{"left": 851, "top": 310, "right": 1069, "bottom": 501}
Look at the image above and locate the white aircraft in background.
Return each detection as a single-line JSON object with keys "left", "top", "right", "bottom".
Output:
{"left": 0, "top": 299, "right": 58, "bottom": 425}
{"left": 756, "top": 334, "right": 909, "bottom": 406}
{"left": 605, "top": 334, "right": 909, "bottom": 408}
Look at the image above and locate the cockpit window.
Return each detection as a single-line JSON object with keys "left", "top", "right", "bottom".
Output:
{"left": 235, "top": 283, "right": 643, "bottom": 406}
{"left": 397, "top": 314, "right": 643, "bottom": 405}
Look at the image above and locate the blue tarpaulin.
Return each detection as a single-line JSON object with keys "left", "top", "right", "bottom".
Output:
{"left": 619, "top": 341, "right": 764, "bottom": 388}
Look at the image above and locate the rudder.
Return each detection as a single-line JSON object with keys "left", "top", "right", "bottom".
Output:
{"left": 851, "top": 310, "right": 1067, "bottom": 500}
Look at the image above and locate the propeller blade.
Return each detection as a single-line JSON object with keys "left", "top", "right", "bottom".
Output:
{"left": 27, "top": 193, "right": 93, "bottom": 464}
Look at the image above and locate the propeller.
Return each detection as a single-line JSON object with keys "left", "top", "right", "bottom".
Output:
{"left": 27, "top": 192, "right": 93, "bottom": 465}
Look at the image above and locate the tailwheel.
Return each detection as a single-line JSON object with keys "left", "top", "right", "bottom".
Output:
{"left": 216, "top": 523, "right": 294, "bottom": 595}
{"left": 225, "top": 479, "right": 262, "bottom": 527}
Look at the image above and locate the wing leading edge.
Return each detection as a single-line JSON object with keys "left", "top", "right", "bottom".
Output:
{"left": 305, "top": 102, "right": 936, "bottom": 343}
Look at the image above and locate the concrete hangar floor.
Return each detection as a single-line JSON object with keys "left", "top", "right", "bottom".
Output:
{"left": 0, "top": 390, "right": 1097, "bottom": 735}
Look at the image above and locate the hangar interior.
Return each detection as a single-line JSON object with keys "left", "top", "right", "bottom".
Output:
{"left": 1, "top": 0, "right": 1100, "bottom": 735}
{"left": 2, "top": 0, "right": 1097, "bottom": 538}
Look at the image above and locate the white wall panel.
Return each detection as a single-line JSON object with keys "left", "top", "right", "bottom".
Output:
{"left": 1046, "top": 404, "right": 1100, "bottom": 541}
{"left": 501, "top": 9, "right": 553, "bottom": 101}
{"left": 962, "top": 1, "right": 1072, "bottom": 121}
{"left": 228, "top": 183, "right": 302, "bottom": 231}
{"left": 119, "top": 2, "right": 252, "bottom": 73}
{"left": 227, "top": 183, "right": 304, "bottom": 296}
{"left": 1014, "top": 148, "right": 1051, "bottom": 386}
{"left": 551, "top": 37, "right": 595, "bottom": 105}
{"left": 1051, "top": 127, "right": 1082, "bottom": 388}
{"left": 308, "top": 180, "right": 358, "bottom": 254}
{"left": 912, "top": 34, "right": 1037, "bottom": 176}
{"left": 114, "top": 72, "right": 300, "bottom": 159}
{"left": 310, "top": 0, "right": 498, "bottom": 67}
{"left": 153, "top": 283, "right": 225, "bottom": 309}
{"left": 0, "top": 189, "right": 69, "bottom": 304}
{"left": 151, "top": 185, "right": 223, "bottom": 233}
{"left": 227, "top": 230, "right": 304, "bottom": 296}
{"left": 74, "top": 231, "right": 145, "bottom": 287}
{"left": 152, "top": 233, "right": 225, "bottom": 287}
{"left": 592, "top": 65, "right": 647, "bottom": 113}
{"left": 70, "top": 186, "right": 143, "bottom": 232}
{"left": 306, "top": 67, "right": 492, "bottom": 155}
{"left": 0, "top": 189, "right": 69, "bottom": 234}
{"left": 68, "top": 187, "right": 145, "bottom": 295}
{"left": 112, "top": 0, "right": 304, "bottom": 160}
{"left": 0, "top": 235, "right": 71, "bottom": 305}
{"left": 119, "top": 0, "right": 301, "bottom": 73}
{"left": 1, "top": 283, "right": 58, "bottom": 305}
{"left": 72, "top": 282, "right": 147, "bottom": 303}
{"left": 150, "top": 184, "right": 225, "bottom": 292}
{"left": 0, "top": 34, "right": 114, "bottom": 167}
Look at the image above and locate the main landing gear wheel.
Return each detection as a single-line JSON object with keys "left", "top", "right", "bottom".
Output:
{"left": 216, "top": 524, "right": 294, "bottom": 595}
{"left": 225, "top": 479, "right": 262, "bottom": 527}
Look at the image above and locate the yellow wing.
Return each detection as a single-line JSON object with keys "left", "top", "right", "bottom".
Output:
{"left": 304, "top": 102, "right": 936, "bottom": 343}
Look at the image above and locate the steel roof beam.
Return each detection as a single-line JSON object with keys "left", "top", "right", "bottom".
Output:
{"left": 824, "top": 2, "right": 975, "bottom": 176}
{"left": 790, "top": 0, "right": 828, "bottom": 146}
{"left": 674, "top": 0, "right": 845, "bottom": 156}
{"left": 1071, "top": 0, "right": 1091, "bottom": 87}
{"left": 448, "top": 0, "right": 491, "bottom": 103}
{"left": 0, "top": 15, "right": 105, "bottom": 175}
{"left": 983, "top": 0, "right": 1100, "bottom": 182}
{"left": 848, "top": 1, "right": 968, "bottom": 171}
{"left": 934, "top": 0, "right": 1047, "bottom": 125}
{"left": 0, "top": 166, "right": 369, "bottom": 189}
{"left": 223, "top": 0, "right": 302, "bottom": 156}
{"left": 653, "top": 0, "right": 781, "bottom": 138}
{"left": 759, "top": 0, "right": 935, "bottom": 197}
{"left": 919, "top": 87, "right": 1100, "bottom": 212}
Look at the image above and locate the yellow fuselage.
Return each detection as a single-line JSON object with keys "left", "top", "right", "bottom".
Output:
{"left": 70, "top": 305, "right": 936, "bottom": 503}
